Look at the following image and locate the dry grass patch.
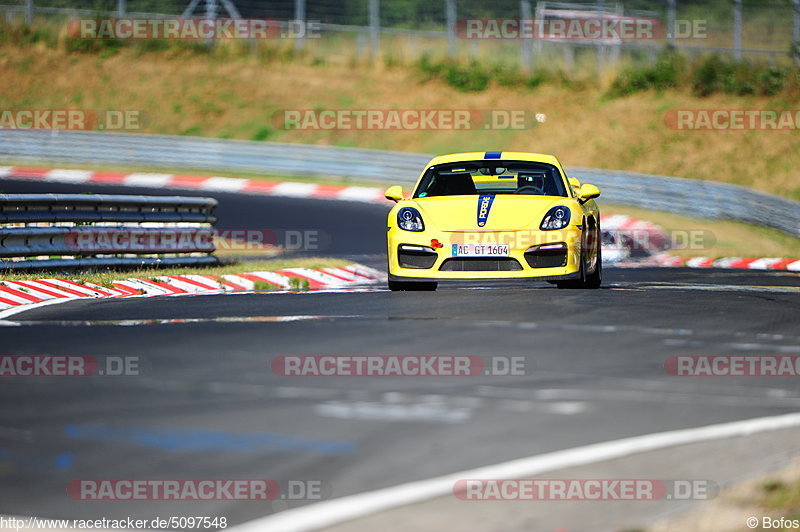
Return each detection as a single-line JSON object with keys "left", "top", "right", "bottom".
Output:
{"left": 0, "top": 43, "right": 798, "bottom": 199}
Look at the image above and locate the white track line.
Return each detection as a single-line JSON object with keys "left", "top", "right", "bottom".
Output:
{"left": 229, "top": 412, "right": 800, "bottom": 532}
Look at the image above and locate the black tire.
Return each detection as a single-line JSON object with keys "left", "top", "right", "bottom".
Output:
{"left": 584, "top": 242, "right": 602, "bottom": 289}
{"left": 388, "top": 279, "right": 438, "bottom": 291}
{"left": 556, "top": 221, "right": 602, "bottom": 289}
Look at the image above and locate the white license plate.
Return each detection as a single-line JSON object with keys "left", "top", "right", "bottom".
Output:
{"left": 451, "top": 244, "right": 509, "bottom": 257}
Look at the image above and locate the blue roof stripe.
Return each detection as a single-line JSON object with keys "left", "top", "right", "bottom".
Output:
{"left": 484, "top": 151, "right": 502, "bottom": 159}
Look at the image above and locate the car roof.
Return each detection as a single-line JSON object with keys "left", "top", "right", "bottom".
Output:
{"left": 425, "top": 151, "right": 562, "bottom": 168}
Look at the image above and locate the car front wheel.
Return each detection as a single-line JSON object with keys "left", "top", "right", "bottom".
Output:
{"left": 556, "top": 226, "right": 602, "bottom": 289}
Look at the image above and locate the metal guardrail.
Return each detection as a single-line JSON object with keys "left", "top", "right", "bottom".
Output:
{"left": 0, "top": 193, "right": 218, "bottom": 270}
{"left": 0, "top": 130, "right": 430, "bottom": 182}
{"left": 0, "top": 130, "right": 798, "bottom": 237}
{"left": 567, "top": 168, "right": 800, "bottom": 238}
{"left": 0, "top": 193, "right": 217, "bottom": 223}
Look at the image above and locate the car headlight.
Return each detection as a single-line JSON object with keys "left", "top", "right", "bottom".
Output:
{"left": 540, "top": 206, "right": 571, "bottom": 230}
{"left": 397, "top": 207, "right": 425, "bottom": 232}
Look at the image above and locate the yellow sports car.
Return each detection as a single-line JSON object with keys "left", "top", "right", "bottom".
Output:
{"left": 385, "top": 151, "right": 602, "bottom": 291}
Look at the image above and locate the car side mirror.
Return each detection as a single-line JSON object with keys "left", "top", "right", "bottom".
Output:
{"left": 578, "top": 183, "right": 600, "bottom": 203}
{"left": 385, "top": 185, "right": 404, "bottom": 203}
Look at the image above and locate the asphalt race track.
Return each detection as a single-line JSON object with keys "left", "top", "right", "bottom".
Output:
{"left": 1, "top": 178, "right": 800, "bottom": 530}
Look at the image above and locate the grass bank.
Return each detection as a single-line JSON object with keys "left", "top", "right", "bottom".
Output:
{"left": 1, "top": 32, "right": 799, "bottom": 200}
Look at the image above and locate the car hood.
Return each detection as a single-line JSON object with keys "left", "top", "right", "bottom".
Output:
{"left": 412, "top": 195, "right": 569, "bottom": 231}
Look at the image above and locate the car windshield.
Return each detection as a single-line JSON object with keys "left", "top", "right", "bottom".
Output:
{"left": 413, "top": 160, "right": 569, "bottom": 198}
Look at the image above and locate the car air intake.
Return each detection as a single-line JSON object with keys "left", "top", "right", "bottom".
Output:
{"left": 439, "top": 258, "right": 523, "bottom": 271}
{"left": 524, "top": 243, "right": 568, "bottom": 268}
{"left": 398, "top": 245, "right": 438, "bottom": 269}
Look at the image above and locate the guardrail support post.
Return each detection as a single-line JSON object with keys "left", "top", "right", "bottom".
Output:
{"left": 24, "top": 0, "right": 33, "bottom": 26}
{"left": 117, "top": 0, "right": 125, "bottom": 17}
{"left": 294, "top": 0, "right": 306, "bottom": 51}
{"left": 792, "top": 0, "right": 800, "bottom": 66}
{"left": 733, "top": 0, "right": 742, "bottom": 61}
{"left": 182, "top": 0, "right": 201, "bottom": 18}
{"left": 667, "top": 0, "right": 676, "bottom": 47}
{"left": 219, "top": 0, "right": 240, "bottom": 18}
{"left": 520, "top": 0, "right": 532, "bottom": 73}
{"left": 595, "top": 0, "right": 604, "bottom": 72}
{"left": 446, "top": 0, "right": 457, "bottom": 59}
{"left": 205, "top": 0, "right": 217, "bottom": 20}
{"left": 369, "top": 0, "right": 379, "bottom": 63}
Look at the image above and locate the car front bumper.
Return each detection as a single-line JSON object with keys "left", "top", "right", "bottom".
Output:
{"left": 387, "top": 227, "right": 584, "bottom": 281}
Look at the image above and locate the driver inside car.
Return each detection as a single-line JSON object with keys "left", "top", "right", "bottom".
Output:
{"left": 516, "top": 172, "right": 547, "bottom": 194}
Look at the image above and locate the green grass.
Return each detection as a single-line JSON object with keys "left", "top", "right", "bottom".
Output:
{"left": 761, "top": 479, "right": 800, "bottom": 512}
{"left": 757, "top": 478, "right": 800, "bottom": 530}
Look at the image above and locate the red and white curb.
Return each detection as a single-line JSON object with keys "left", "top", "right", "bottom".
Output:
{"left": 618, "top": 254, "right": 800, "bottom": 271}
{"left": 2, "top": 167, "right": 799, "bottom": 273}
{"left": 0, "top": 166, "right": 391, "bottom": 204}
{"left": 601, "top": 214, "right": 670, "bottom": 251}
{"left": 600, "top": 214, "right": 670, "bottom": 263}
{"left": 0, "top": 264, "right": 387, "bottom": 315}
